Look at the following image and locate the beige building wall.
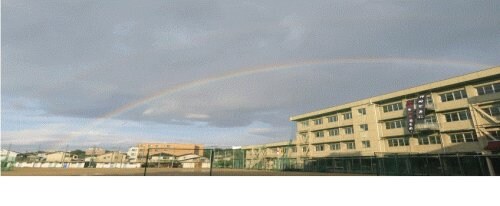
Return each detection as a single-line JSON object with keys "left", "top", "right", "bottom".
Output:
{"left": 85, "top": 147, "right": 106, "bottom": 156}
{"left": 46, "top": 152, "right": 75, "bottom": 163}
{"left": 243, "top": 67, "right": 500, "bottom": 166}
{"left": 95, "top": 152, "right": 127, "bottom": 163}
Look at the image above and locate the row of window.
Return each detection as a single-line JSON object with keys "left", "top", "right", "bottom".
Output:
{"left": 418, "top": 135, "right": 442, "bottom": 145}
{"left": 314, "top": 124, "right": 370, "bottom": 138}
{"left": 312, "top": 112, "right": 354, "bottom": 126}
{"left": 315, "top": 127, "right": 353, "bottom": 138}
{"left": 313, "top": 141, "right": 363, "bottom": 151}
{"left": 313, "top": 110, "right": 472, "bottom": 135}
{"left": 300, "top": 109, "right": 369, "bottom": 127}
{"left": 252, "top": 132, "right": 481, "bottom": 154}
{"left": 383, "top": 102, "right": 404, "bottom": 113}
{"left": 387, "top": 132, "right": 476, "bottom": 147}
{"left": 477, "top": 83, "right": 500, "bottom": 96}
{"left": 444, "top": 110, "right": 470, "bottom": 122}
{"left": 483, "top": 105, "right": 500, "bottom": 117}
{"left": 385, "top": 119, "right": 406, "bottom": 129}
{"left": 438, "top": 83, "right": 500, "bottom": 102}
{"left": 440, "top": 90, "right": 468, "bottom": 102}
{"left": 450, "top": 132, "right": 478, "bottom": 143}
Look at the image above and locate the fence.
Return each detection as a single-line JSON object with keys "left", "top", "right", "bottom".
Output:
{"left": 303, "top": 153, "right": 500, "bottom": 176}
{"left": 4, "top": 145, "right": 500, "bottom": 176}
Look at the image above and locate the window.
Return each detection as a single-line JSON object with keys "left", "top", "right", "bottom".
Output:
{"left": 315, "top": 131, "right": 324, "bottom": 138}
{"left": 330, "top": 143, "right": 340, "bottom": 151}
{"left": 482, "top": 105, "right": 500, "bottom": 116}
{"left": 299, "top": 133, "right": 308, "bottom": 142}
{"left": 385, "top": 119, "right": 406, "bottom": 129}
{"left": 383, "top": 102, "right": 403, "bottom": 113}
{"left": 362, "top": 141, "right": 371, "bottom": 148}
{"left": 360, "top": 124, "right": 368, "bottom": 131}
{"left": 344, "top": 127, "right": 354, "bottom": 134}
{"left": 302, "top": 146, "right": 308, "bottom": 152}
{"left": 327, "top": 115, "right": 338, "bottom": 122}
{"left": 444, "top": 110, "right": 470, "bottom": 122}
{"left": 358, "top": 108, "right": 366, "bottom": 115}
{"left": 440, "top": 90, "right": 468, "bottom": 102}
{"left": 426, "top": 95, "right": 434, "bottom": 105}
{"left": 315, "top": 145, "right": 324, "bottom": 152}
{"left": 346, "top": 142, "right": 356, "bottom": 150}
{"left": 313, "top": 118, "right": 323, "bottom": 125}
{"left": 489, "top": 130, "right": 500, "bottom": 139}
{"left": 450, "top": 132, "right": 478, "bottom": 143}
{"left": 476, "top": 83, "right": 500, "bottom": 95}
{"left": 424, "top": 115, "right": 437, "bottom": 124}
{"left": 329, "top": 128, "right": 340, "bottom": 136}
{"left": 429, "top": 136, "right": 442, "bottom": 144}
{"left": 388, "top": 138, "right": 410, "bottom": 147}
{"left": 418, "top": 135, "right": 441, "bottom": 145}
{"left": 300, "top": 120, "right": 309, "bottom": 127}
{"left": 343, "top": 112, "right": 352, "bottom": 120}
{"left": 291, "top": 147, "right": 297, "bottom": 153}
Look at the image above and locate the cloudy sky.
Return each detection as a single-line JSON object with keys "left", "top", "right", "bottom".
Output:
{"left": 2, "top": 0, "right": 499, "bottom": 151}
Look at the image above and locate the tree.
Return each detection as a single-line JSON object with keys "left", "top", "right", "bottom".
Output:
{"left": 70, "top": 150, "right": 85, "bottom": 158}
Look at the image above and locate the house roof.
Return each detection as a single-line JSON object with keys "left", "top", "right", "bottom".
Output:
{"left": 150, "top": 152, "right": 176, "bottom": 157}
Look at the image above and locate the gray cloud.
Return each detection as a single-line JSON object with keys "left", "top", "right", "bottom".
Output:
{"left": 3, "top": 0, "right": 500, "bottom": 140}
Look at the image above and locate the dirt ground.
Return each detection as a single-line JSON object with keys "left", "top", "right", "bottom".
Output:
{"left": 1, "top": 168, "right": 369, "bottom": 176}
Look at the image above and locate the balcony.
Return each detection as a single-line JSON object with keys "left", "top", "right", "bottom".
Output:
{"left": 415, "top": 122, "right": 440, "bottom": 131}
{"left": 425, "top": 103, "right": 436, "bottom": 110}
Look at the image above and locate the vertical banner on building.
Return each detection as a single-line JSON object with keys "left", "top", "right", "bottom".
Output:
{"left": 406, "top": 100, "right": 415, "bottom": 134}
{"left": 416, "top": 94, "right": 426, "bottom": 120}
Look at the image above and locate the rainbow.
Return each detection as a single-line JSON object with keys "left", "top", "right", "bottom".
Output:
{"left": 54, "top": 57, "right": 492, "bottom": 148}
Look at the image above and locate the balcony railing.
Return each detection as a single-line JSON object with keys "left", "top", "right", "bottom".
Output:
{"left": 425, "top": 103, "right": 436, "bottom": 110}
{"left": 415, "top": 122, "right": 440, "bottom": 131}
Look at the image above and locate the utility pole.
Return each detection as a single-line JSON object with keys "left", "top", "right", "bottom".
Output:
{"left": 109, "top": 148, "right": 115, "bottom": 169}
{"left": 61, "top": 145, "right": 68, "bottom": 168}
{"left": 5, "top": 144, "right": 12, "bottom": 170}
{"left": 143, "top": 149, "right": 150, "bottom": 176}
{"left": 158, "top": 153, "right": 161, "bottom": 168}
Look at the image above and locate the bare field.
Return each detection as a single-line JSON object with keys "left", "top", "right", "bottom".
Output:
{"left": 1, "top": 168, "right": 370, "bottom": 176}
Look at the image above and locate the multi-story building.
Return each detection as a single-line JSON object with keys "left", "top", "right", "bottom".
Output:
{"left": 244, "top": 67, "right": 500, "bottom": 168}
{"left": 95, "top": 152, "right": 128, "bottom": 163}
{"left": 136, "top": 143, "right": 204, "bottom": 162}
{"left": 127, "top": 147, "right": 139, "bottom": 162}
{"left": 85, "top": 147, "right": 106, "bottom": 156}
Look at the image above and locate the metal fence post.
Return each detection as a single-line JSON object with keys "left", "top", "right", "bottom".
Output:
{"left": 209, "top": 150, "right": 215, "bottom": 176}
{"left": 456, "top": 154, "right": 464, "bottom": 175}
{"left": 482, "top": 151, "right": 496, "bottom": 176}
{"left": 143, "top": 149, "right": 150, "bottom": 176}
{"left": 438, "top": 154, "right": 445, "bottom": 176}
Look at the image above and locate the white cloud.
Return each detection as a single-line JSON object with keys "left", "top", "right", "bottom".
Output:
{"left": 185, "top": 113, "right": 210, "bottom": 119}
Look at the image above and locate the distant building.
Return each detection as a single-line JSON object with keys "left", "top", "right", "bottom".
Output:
{"left": 46, "top": 152, "right": 78, "bottom": 163}
{"left": 149, "top": 152, "right": 176, "bottom": 163}
{"left": 1, "top": 149, "right": 18, "bottom": 162}
{"left": 177, "top": 154, "right": 210, "bottom": 169}
{"left": 127, "top": 147, "right": 139, "bottom": 162}
{"left": 85, "top": 147, "right": 106, "bottom": 156}
{"left": 95, "top": 152, "right": 127, "bottom": 163}
{"left": 24, "top": 152, "right": 47, "bottom": 162}
{"left": 136, "top": 143, "right": 204, "bottom": 162}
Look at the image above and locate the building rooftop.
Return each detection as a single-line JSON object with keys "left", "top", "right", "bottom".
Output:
{"left": 290, "top": 66, "right": 500, "bottom": 121}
